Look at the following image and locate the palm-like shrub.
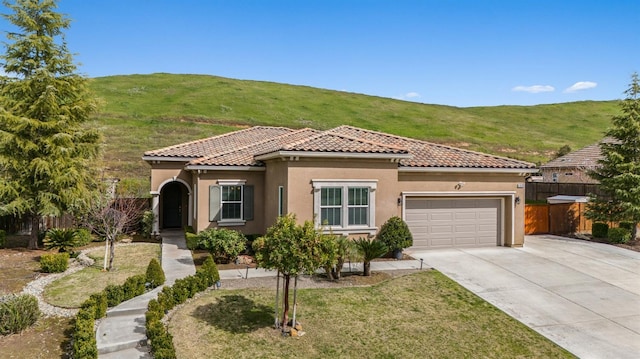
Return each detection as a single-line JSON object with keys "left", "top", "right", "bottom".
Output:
{"left": 197, "top": 228, "right": 247, "bottom": 263}
{"left": 44, "top": 228, "right": 78, "bottom": 253}
{"left": 377, "top": 216, "right": 413, "bottom": 255}
{"left": 354, "top": 237, "right": 387, "bottom": 276}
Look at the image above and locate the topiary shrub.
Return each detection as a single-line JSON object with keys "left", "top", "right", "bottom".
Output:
{"left": 145, "top": 258, "right": 165, "bottom": 289}
{"left": 376, "top": 216, "right": 413, "bottom": 255}
{"left": 608, "top": 227, "right": 631, "bottom": 244}
{"left": 44, "top": 228, "right": 78, "bottom": 253}
{"left": 197, "top": 228, "right": 247, "bottom": 263}
{"left": 0, "top": 229, "right": 6, "bottom": 248}
{"left": 84, "top": 292, "right": 107, "bottom": 319}
{"left": 0, "top": 294, "right": 40, "bottom": 335}
{"left": 122, "top": 274, "right": 146, "bottom": 301}
{"left": 104, "top": 284, "right": 124, "bottom": 307}
{"left": 40, "top": 252, "right": 69, "bottom": 273}
{"left": 592, "top": 222, "right": 609, "bottom": 238}
{"left": 196, "top": 255, "right": 220, "bottom": 288}
{"left": 74, "top": 228, "right": 93, "bottom": 247}
{"left": 73, "top": 307, "right": 98, "bottom": 359}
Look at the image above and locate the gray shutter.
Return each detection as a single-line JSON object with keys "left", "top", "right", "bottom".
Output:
{"left": 243, "top": 185, "right": 254, "bottom": 221}
{"left": 209, "top": 185, "right": 221, "bottom": 221}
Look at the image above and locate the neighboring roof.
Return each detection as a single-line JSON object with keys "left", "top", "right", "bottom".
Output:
{"left": 540, "top": 140, "right": 607, "bottom": 169}
{"left": 547, "top": 195, "right": 590, "bottom": 204}
{"left": 145, "top": 125, "right": 536, "bottom": 171}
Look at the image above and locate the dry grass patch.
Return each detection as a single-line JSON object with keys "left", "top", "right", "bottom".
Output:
{"left": 170, "top": 271, "right": 575, "bottom": 359}
{"left": 0, "top": 316, "right": 72, "bottom": 358}
{"left": 43, "top": 243, "right": 160, "bottom": 308}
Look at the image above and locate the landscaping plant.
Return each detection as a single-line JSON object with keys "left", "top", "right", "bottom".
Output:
{"left": 197, "top": 228, "right": 247, "bottom": 263}
{"left": 377, "top": 216, "right": 413, "bottom": 258}
{"left": 354, "top": 237, "right": 387, "bottom": 276}
{"left": 146, "top": 258, "right": 166, "bottom": 288}
{"left": 0, "top": 294, "right": 40, "bottom": 335}
{"left": 39, "top": 252, "right": 70, "bottom": 273}
{"left": 44, "top": 228, "right": 78, "bottom": 253}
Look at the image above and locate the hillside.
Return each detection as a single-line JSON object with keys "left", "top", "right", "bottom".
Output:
{"left": 89, "top": 73, "right": 619, "bottom": 190}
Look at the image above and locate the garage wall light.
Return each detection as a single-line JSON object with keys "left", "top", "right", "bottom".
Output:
{"left": 455, "top": 181, "right": 465, "bottom": 190}
{"left": 515, "top": 196, "right": 521, "bottom": 205}
{"left": 397, "top": 197, "right": 402, "bottom": 206}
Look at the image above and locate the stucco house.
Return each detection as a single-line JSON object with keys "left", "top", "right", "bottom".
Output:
{"left": 143, "top": 125, "right": 536, "bottom": 250}
{"left": 539, "top": 140, "right": 608, "bottom": 184}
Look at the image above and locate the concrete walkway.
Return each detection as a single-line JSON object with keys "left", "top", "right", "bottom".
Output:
{"left": 96, "top": 230, "right": 196, "bottom": 359}
{"left": 409, "top": 235, "right": 640, "bottom": 359}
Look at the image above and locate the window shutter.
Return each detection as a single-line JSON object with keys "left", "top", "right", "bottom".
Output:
{"left": 209, "top": 185, "right": 221, "bottom": 221}
{"left": 244, "top": 185, "right": 254, "bottom": 221}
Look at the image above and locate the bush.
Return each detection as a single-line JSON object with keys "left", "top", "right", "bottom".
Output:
{"left": 75, "top": 228, "right": 93, "bottom": 247}
{"left": 145, "top": 258, "right": 165, "bottom": 288}
{"left": 197, "top": 255, "right": 220, "bottom": 288}
{"left": 377, "top": 216, "right": 413, "bottom": 252}
{"left": 354, "top": 237, "right": 387, "bottom": 276}
{"left": 141, "top": 210, "right": 155, "bottom": 239}
{"left": 0, "top": 294, "right": 40, "bottom": 335}
{"left": 40, "top": 252, "right": 69, "bottom": 273}
{"left": 123, "top": 274, "right": 146, "bottom": 301}
{"left": 146, "top": 318, "right": 176, "bottom": 359}
{"left": 104, "top": 284, "right": 124, "bottom": 307}
{"left": 185, "top": 231, "right": 199, "bottom": 250}
{"left": 592, "top": 222, "right": 609, "bottom": 238}
{"left": 83, "top": 292, "right": 107, "bottom": 319}
{"left": 197, "top": 228, "right": 247, "bottom": 263}
{"left": 157, "top": 286, "right": 176, "bottom": 312}
{"left": 44, "top": 228, "right": 78, "bottom": 253}
{"left": 0, "top": 229, "right": 5, "bottom": 248}
{"left": 73, "top": 307, "right": 98, "bottom": 359}
{"left": 608, "top": 227, "right": 632, "bottom": 244}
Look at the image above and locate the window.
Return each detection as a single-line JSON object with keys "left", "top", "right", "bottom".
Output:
{"left": 313, "top": 180, "right": 376, "bottom": 234}
{"left": 278, "top": 186, "right": 284, "bottom": 216}
{"left": 209, "top": 180, "right": 254, "bottom": 225}
{"left": 552, "top": 172, "right": 558, "bottom": 182}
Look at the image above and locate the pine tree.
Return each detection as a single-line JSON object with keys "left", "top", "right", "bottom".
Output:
{"left": 588, "top": 73, "right": 640, "bottom": 238}
{"left": 0, "top": 0, "right": 101, "bottom": 249}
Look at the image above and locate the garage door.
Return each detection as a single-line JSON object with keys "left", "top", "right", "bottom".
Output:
{"left": 405, "top": 198, "right": 501, "bottom": 249}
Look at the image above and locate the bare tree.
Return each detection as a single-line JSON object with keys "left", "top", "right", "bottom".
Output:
{"left": 82, "top": 196, "right": 146, "bottom": 271}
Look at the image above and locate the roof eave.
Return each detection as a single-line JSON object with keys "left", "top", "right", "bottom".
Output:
{"left": 399, "top": 166, "right": 538, "bottom": 174}
{"left": 185, "top": 165, "right": 266, "bottom": 172}
{"left": 142, "top": 155, "right": 200, "bottom": 163}
{"left": 255, "top": 150, "right": 412, "bottom": 161}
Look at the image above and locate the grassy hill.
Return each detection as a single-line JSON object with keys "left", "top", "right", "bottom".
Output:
{"left": 89, "top": 73, "right": 619, "bottom": 190}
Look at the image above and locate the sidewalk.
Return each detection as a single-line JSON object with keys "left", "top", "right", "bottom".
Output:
{"left": 96, "top": 230, "right": 196, "bottom": 359}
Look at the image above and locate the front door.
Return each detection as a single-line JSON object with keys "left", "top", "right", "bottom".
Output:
{"left": 162, "top": 182, "right": 183, "bottom": 228}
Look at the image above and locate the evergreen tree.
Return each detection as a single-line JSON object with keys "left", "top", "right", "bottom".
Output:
{"left": 0, "top": 0, "right": 101, "bottom": 249}
{"left": 588, "top": 73, "right": 640, "bottom": 238}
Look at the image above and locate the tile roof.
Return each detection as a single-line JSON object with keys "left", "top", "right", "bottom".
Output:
{"left": 145, "top": 125, "right": 536, "bottom": 170}
{"left": 540, "top": 140, "right": 608, "bottom": 169}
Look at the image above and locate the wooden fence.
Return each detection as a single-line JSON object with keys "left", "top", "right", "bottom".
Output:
{"left": 525, "top": 203, "right": 592, "bottom": 235}
{"left": 525, "top": 182, "right": 605, "bottom": 202}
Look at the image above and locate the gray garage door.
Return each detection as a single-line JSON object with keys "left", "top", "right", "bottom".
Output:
{"left": 405, "top": 198, "right": 501, "bottom": 249}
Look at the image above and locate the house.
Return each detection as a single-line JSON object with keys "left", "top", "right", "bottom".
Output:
{"left": 539, "top": 141, "right": 606, "bottom": 184}
{"left": 143, "top": 125, "right": 536, "bottom": 250}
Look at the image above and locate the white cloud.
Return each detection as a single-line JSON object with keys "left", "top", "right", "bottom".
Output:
{"left": 563, "top": 81, "right": 597, "bottom": 93}
{"left": 404, "top": 92, "right": 421, "bottom": 99}
{"left": 511, "top": 85, "right": 555, "bottom": 93}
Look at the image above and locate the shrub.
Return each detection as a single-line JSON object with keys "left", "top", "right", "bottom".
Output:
{"left": 75, "top": 228, "right": 93, "bottom": 247}
{"left": 146, "top": 299, "right": 164, "bottom": 323}
{"left": 73, "top": 307, "right": 98, "bottom": 359}
{"left": 0, "top": 229, "right": 5, "bottom": 248}
{"left": 145, "top": 258, "right": 165, "bottom": 288}
{"left": 104, "top": 284, "right": 124, "bottom": 307}
{"left": 376, "top": 216, "right": 413, "bottom": 252}
{"left": 197, "top": 228, "right": 247, "bottom": 263}
{"left": 141, "top": 210, "right": 155, "bottom": 239}
{"left": 146, "top": 318, "right": 176, "bottom": 359}
{"left": 354, "top": 237, "right": 387, "bottom": 276}
{"left": 123, "top": 274, "right": 146, "bottom": 301}
{"left": 608, "top": 227, "right": 632, "bottom": 244}
{"left": 83, "top": 292, "right": 107, "bottom": 319}
{"left": 40, "top": 252, "right": 69, "bottom": 273}
{"left": 157, "top": 286, "right": 176, "bottom": 312}
{"left": 592, "top": 222, "right": 609, "bottom": 238}
{"left": 0, "top": 294, "right": 40, "bottom": 335}
{"left": 198, "top": 255, "right": 220, "bottom": 288}
{"left": 44, "top": 228, "right": 78, "bottom": 253}
{"left": 185, "top": 231, "right": 199, "bottom": 250}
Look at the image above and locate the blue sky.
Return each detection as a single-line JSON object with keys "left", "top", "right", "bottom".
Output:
{"left": 4, "top": 0, "right": 640, "bottom": 107}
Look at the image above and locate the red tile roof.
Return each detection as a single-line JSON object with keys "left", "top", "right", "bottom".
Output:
{"left": 540, "top": 139, "right": 614, "bottom": 169}
{"left": 145, "top": 125, "right": 535, "bottom": 170}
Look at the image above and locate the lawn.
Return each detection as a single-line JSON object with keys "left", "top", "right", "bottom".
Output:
{"left": 43, "top": 242, "right": 160, "bottom": 308}
{"left": 169, "top": 271, "right": 575, "bottom": 358}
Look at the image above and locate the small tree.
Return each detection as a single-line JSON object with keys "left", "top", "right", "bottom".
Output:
{"left": 81, "top": 196, "right": 146, "bottom": 271}
{"left": 354, "top": 237, "right": 387, "bottom": 276}
{"left": 252, "top": 214, "right": 335, "bottom": 331}
{"left": 377, "top": 216, "right": 413, "bottom": 255}
{"left": 587, "top": 73, "right": 640, "bottom": 239}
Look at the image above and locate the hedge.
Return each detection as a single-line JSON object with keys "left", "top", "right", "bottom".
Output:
{"left": 146, "top": 255, "right": 219, "bottom": 358}
{"left": 592, "top": 222, "right": 609, "bottom": 239}
{"left": 608, "top": 227, "right": 631, "bottom": 244}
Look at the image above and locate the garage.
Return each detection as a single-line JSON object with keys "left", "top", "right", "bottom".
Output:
{"left": 405, "top": 198, "right": 502, "bottom": 250}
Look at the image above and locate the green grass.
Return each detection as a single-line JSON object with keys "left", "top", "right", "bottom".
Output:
{"left": 89, "top": 73, "right": 619, "bottom": 184}
{"left": 169, "top": 271, "right": 575, "bottom": 358}
{"left": 43, "top": 243, "right": 160, "bottom": 308}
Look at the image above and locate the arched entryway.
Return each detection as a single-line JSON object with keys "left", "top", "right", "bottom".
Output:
{"left": 160, "top": 181, "right": 189, "bottom": 229}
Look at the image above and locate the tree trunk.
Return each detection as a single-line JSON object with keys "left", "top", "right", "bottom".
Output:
{"left": 108, "top": 239, "right": 116, "bottom": 271}
{"left": 324, "top": 265, "right": 335, "bottom": 281}
{"left": 28, "top": 215, "right": 39, "bottom": 249}
{"left": 281, "top": 273, "right": 290, "bottom": 331}
{"left": 363, "top": 261, "right": 371, "bottom": 276}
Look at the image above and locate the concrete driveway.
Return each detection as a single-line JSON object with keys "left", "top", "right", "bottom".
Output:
{"left": 409, "top": 235, "right": 640, "bottom": 359}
